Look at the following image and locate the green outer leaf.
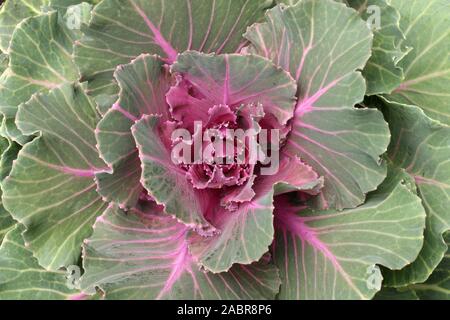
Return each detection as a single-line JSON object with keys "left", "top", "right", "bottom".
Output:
{"left": 0, "top": 52, "right": 8, "bottom": 74}
{"left": 0, "top": 116, "right": 30, "bottom": 146}
{"left": 0, "top": 225, "right": 80, "bottom": 300}
{"left": 374, "top": 287, "right": 419, "bottom": 300}
{"left": 0, "top": 0, "right": 100, "bottom": 52}
{"left": 0, "top": 137, "right": 20, "bottom": 182}
{"left": 81, "top": 205, "right": 281, "bottom": 300}
{"left": 379, "top": 98, "right": 450, "bottom": 286}
{"left": 2, "top": 84, "right": 108, "bottom": 270}
{"left": 96, "top": 54, "right": 172, "bottom": 208}
{"left": 277, "top": 0, "right": 410, "bottom": 92}
{"left": 385, "top": 0, "right": 450, "bottom": 125}
{"left": 0, "top": 136, "right": 18, "bottom": 244}
{"left": 376, "top": 232, "right": 450, "bottom": 300}
{"left": 409, "top": 232, "right": 450, "bottom": 300}
{"left": 275, "top": 0, "right": 297, "bottom": 5}
{"left": 94, "top": 153, "right": 143, "bottom": 209}
{"left": 74, "top": 0, "right": 273, "bottom": 112}
{"left": 278, "top": 0, "right": 409, "bottom": 94}
{"left": 244, "top": 0, "right": 390, "bottom": 210}
{"left": 0, "top": 0, "right": 47, "bottom": 52}
{"left": 0, "top": 136, "right": 19, "bottom": 244}
{"left": 0, "top": 200, "right": 14, "bottom": 244}
{"left": 274, "top": 168, "right": 426, "bottom": 299}
{"left": 0, "top": 11, "right": 79, "bottom": 144}
{"left": 341, "top": 0, "right": 407, "bottom": 95}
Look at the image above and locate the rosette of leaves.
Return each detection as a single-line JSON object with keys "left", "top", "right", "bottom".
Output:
{"left": 0, "top": 0, "right": 448, "bottom": 300}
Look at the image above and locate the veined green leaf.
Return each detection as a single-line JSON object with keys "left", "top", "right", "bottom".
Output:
{"left": 2, "top": 84, "right": 108, "bottom": 270}
{"left": 341, "top": 0, "right": 408, "bottom": 95}
{"left": 0, "top": 11, "right": 79, "bottom": 144}
{"left": 0, "top": 225, "right": 82, "bottom": 299}
{"left": 273, "top": 168, "right": 426, "bottom": 299}
{"left": 385, "top": 0, "right": 450, "bottom": 125}
{"left": 81, "top": 204, "right": 281, "bottom": 300}
{"left": 409, "top": 232, "right": 450, "bottom": 300}
{"left": 279, "top": 0, "right": 409, "bottom": 95}
{"left": 378, "top": 98, "right": 450, "bottom": 286}
{"left": 0, "top": 0, "right": 100, "bottom": 52}
{"left": 95, "top": 54, "right": 172, "bottom": 208}
{"left": 74, "top": 0, "right": 274, "bottom": 112}
{"left": 245, "top": 0, "right": 390, "bottom": 210}
{"left": 376, "top": 232, "right": 450, "bottom": 300}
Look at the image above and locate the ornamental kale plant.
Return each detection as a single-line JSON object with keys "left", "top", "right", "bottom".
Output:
{"left": 0, "top": 0, "right": 448, "bottom": 300}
